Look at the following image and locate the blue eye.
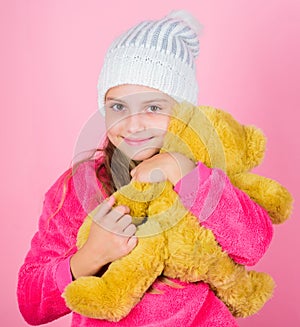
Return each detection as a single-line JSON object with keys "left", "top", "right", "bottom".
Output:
{"left": 147, "top": 105, "right": 161, "bottom": 113}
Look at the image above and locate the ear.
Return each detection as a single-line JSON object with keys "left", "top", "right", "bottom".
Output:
{"left": 167, "top": 101, "right": 197, "bottom": 138}
{"left": 245, "top": 126, "right": 266, "bottom": 169}
{"left": 163, "top": 102, "right": 201, "bottom": 161}
{"left": 170, "top": 101, "right": 196, "bottom": 125}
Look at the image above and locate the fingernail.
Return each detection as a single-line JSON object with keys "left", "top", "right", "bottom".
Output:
{"left": 107, "top": 196, "right": 115, "bottom": 206}
{"left": 120, "top": 205, "right": 129, "bottom": 213}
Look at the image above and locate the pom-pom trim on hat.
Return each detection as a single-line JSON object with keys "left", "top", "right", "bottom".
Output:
{"left": 167, "top": 10, "right": 203, "bottom": 35}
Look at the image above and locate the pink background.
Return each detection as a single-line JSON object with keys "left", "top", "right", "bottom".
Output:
{"left": 1, "top": 0, "right": 299, "bottom": 326}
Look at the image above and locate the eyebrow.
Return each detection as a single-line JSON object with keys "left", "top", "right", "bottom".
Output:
{"left": 105, "top": 97, "right": 127, "bottom": 104}
{"left": 142, "top": 98, "right": 169, "bottom": 104}
{"left": 105, "top": 97, "right": 170, "bottom": 104}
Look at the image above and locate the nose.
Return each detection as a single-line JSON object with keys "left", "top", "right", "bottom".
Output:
{"left": 125, "top": 113, "right": 145, "bottom": 135}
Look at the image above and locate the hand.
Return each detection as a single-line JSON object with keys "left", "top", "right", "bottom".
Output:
{"left": 70, "top": 196, "right": 137, "bottom": 279}
{"left": 130, "top": 152, "right": 196, "bottom": 185}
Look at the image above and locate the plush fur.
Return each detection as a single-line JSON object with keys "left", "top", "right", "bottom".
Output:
{"left": 63, "top": 103, "right": 292, "bottom": 321}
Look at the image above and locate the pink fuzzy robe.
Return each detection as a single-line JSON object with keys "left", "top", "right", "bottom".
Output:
{"left": 17, "top": 158, "right": 273, "bottom": 326}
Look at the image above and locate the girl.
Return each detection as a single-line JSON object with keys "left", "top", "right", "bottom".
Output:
{"left": 17, "top": 11, "right": 273, "bottom": 327}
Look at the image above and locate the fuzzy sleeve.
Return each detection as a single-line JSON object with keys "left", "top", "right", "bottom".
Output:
{"left": 174, "top": 162, "right": 273, "bottom": 266}
{"left": 17, "top": 161, "right": 104, "bottom": 325}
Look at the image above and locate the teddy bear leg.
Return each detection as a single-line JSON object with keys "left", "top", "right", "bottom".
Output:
{"left": 213, "top": 269, "right": 275, "bottom": 317}
{"left": 63, "top": 220, "right": 166, "bottom": 322}
{"left": 162, "top": 216, "right": 274, "bottom": 317}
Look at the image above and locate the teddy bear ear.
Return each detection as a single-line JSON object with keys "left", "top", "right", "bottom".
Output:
{"left": 244, "top": 126, "right": 266, "bottom": 169}
{"left": 171, "top": 101, "right": 196, "bottom": 125}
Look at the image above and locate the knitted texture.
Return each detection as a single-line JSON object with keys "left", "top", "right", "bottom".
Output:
{"left": 97, "top": 10, "right": 202, "bottom": 114}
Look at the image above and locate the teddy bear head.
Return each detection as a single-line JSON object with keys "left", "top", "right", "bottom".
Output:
{"left": 162, "top": 102, "right": 292, "bottom": 224}
{"left": 162, "top": 102, "right": 266, "bottom": 176}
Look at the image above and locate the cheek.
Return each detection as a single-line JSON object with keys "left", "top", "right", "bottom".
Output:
{"left": 105, "top": 120, "right": 121, "bottom": 146}
{"left": 106, "top": 131, "right": 121, "bottom": 149}
{"left": 152, "top": 115, "right": 170, "bottom": 134}
{"left": 105, "top": 114, "right": 124, "bottom": 134}
{"left": 106, "top": 126, "right": 119, "bottom": 140}
{"left": 105, "top": 113, "right": 117, "bottom": 131}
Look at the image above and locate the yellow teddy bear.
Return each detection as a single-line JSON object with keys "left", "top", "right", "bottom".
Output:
{"left": 63, "top": 103, "right": 292, "bottom": 321}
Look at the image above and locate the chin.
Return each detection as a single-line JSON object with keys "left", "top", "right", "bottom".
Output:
{"left": 127, "top": 148, "right": 159, "bottom": 161}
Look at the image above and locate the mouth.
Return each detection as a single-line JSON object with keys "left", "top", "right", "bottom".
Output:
{"left": 123, "top": 136, "right": 154, "bottom": 146}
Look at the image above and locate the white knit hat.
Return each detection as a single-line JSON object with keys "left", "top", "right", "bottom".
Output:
{"left": 97, "top": 10, "right": 202, "bottom": 115}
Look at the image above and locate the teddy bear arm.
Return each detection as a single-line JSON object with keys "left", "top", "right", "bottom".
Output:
{"left": 76, "top": 216, "right": 92, "bottom": 249}
{"left": 230, "top": 172, "right": 293, "bottom": 224}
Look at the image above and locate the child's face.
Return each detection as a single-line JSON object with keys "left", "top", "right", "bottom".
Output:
{"left": 105, "top": 84, "right": 177, "bottom": 161}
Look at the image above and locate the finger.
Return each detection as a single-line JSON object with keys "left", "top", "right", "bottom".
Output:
{"left": 122, "top": 223, "right": 137, "bottom": 237}
{"left": 109, "top": 206, "right": 129, "bottom": 221}
{"left": 130, "top": 167, "right": 136, "bottom": 177}
{"left": 114, "top": 205, "right": 130, "bottom": 215}
{"left": 90, "top": 196, "right": 115, "bottom": 222}
{"left": 115, "top": 214, "right": 133, "bottom": 231}
{"left": 127, "top": 236, "right": 138, "bottom": 250}
{"left": 130, "top": 170, "right": 140, "bottom": 181}
{"left": 107, "top": 195, "right": 115, "bottom": 207}
{"left": 101, "top": 206, "right": 130, "bottom": 227}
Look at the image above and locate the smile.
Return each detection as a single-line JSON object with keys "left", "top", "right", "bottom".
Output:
{"left": 123, "top": 137, "right": 154, "bottom": 146}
